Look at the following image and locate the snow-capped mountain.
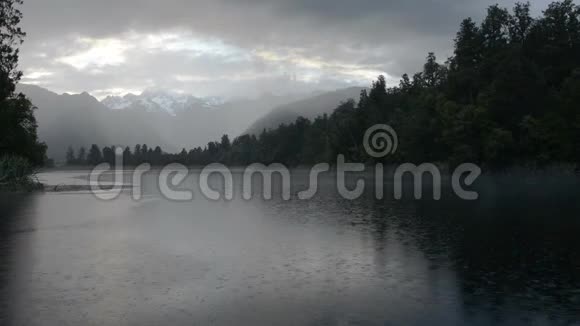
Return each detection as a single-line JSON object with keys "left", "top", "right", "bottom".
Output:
{"left": 17, "top": 83, "right": 359, "bottom": 160}
{"left": 101, "top": 89, "right": 227, "bottom": 116}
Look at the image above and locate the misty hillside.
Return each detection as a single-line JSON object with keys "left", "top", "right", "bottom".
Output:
{"left": 245, "top": 87, "right": 366, "bottom": 135}
{"left": 17, "top": 85, "right": 362, "bottom": 161}
{"left": 18, "top": 84, "right": 120, "bottom": 161}
{"left": 17, "top": 85, "right": 299, "bottom": 160}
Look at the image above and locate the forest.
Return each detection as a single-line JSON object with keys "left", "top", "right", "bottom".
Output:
{"left": 62, "top": 1, "right": 580, "bottom": 169}
{"left": 0, "top": 0, "right": 46, "bottom": 188}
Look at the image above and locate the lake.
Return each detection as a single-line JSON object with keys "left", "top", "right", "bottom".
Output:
{"left": 1, "top": 170, "right": 579, "bottom": 325}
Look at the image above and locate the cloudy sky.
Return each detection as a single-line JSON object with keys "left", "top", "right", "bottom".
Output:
{"left": 18, "top": 0, "right": 550, "bottom": 99}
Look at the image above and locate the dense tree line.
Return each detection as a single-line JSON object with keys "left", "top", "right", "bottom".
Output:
{"left": 66, "top": 135, "right": 234, "bottom": 166}
{"left": 0, "top": 0, "right": 46, "bottom": 166}
{"left": 68, "top": 1, "right": 579, "bottom": 169}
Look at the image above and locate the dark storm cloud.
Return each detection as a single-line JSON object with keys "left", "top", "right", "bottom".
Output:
{"left": 17, "top": 0, "right": 552, "bottom": 96}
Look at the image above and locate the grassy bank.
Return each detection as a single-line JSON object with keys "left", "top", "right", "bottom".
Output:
{"left": 0, "top": 156, "right": 44, "bottom": 192}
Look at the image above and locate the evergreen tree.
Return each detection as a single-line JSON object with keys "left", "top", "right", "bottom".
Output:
{"left": 123, "top": 146, "right": 132, "bottom": 166}
{"left": 0, "top": 0, "right": 47, "bottom": 165}
{"left": 77, "top": 146, "right": 86, "bottom": 164}
{"left": 509, "top": 2, "right": 534, "bottom": 43}
{"left": 65, "top": 146, "right": 75, "bottom": 165}
{"left": 87, "top": 144, "right": 102, "bottom": 165}
{"left": 133, "top": 144, "right": 141, "bottom": 164}
{"left": 102, "top": 146, "right": 114, "bottom": 165}
{"left": 153, "top": 146, "right": 162, "bottom": 165}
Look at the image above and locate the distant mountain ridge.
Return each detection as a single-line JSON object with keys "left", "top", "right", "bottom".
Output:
{"left": 101, "top": 89, "right": 227, "bottom": 116}
{"left": 16, "top": 84, "right": 365, "bottom": 161}
{"left": 245, "top": 87, "right": 366, "bottom": 135}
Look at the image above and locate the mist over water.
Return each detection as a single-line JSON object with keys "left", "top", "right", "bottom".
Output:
{"left": 1, "top": 171, "right": 579, "bottom": 325}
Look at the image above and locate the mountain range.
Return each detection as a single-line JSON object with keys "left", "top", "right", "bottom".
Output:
{"left": 101, "top": 89, "right": 227, "bottom": 116}
{"left": 17, "top": 85, "right": 365, "bottom": 161}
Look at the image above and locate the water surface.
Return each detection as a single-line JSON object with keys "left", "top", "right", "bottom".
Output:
{"left": 1, "top": 170, "right": 579, "bottom": 325}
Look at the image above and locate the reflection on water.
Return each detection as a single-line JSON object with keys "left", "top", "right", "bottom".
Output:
{"left": 0, "top": 171, "right": 579, "bottom": 325}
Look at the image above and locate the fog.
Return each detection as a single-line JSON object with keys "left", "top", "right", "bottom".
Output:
{"left": 18, "top": 84, "right": 365, "bottom": 161}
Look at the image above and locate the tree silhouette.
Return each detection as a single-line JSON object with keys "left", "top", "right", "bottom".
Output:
{"left": 87, "top": 144, "right": 102, "bottom": 165}
{"left": 0, "top": 0, "right": 47, "bottom": 165}
{"left": 65, "top": 146, "right": 75, "bottom": 165}
{"left": 77, "top": 146, "right": 86, "bottom": 164}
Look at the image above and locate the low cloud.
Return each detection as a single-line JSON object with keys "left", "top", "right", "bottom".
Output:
{"left": 18, "top": 0, "right": 551, "bottom": 97}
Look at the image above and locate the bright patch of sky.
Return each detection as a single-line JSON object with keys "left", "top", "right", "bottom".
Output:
{"left": 31, "top": 30, "right": 384, "bottom": 97}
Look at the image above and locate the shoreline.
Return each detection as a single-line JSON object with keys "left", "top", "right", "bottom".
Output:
{"left": 41, "top": 163, "right": 580, "bottom": 176}
{"left": 0, "top": 181, "right": 44, "bottom": 193}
